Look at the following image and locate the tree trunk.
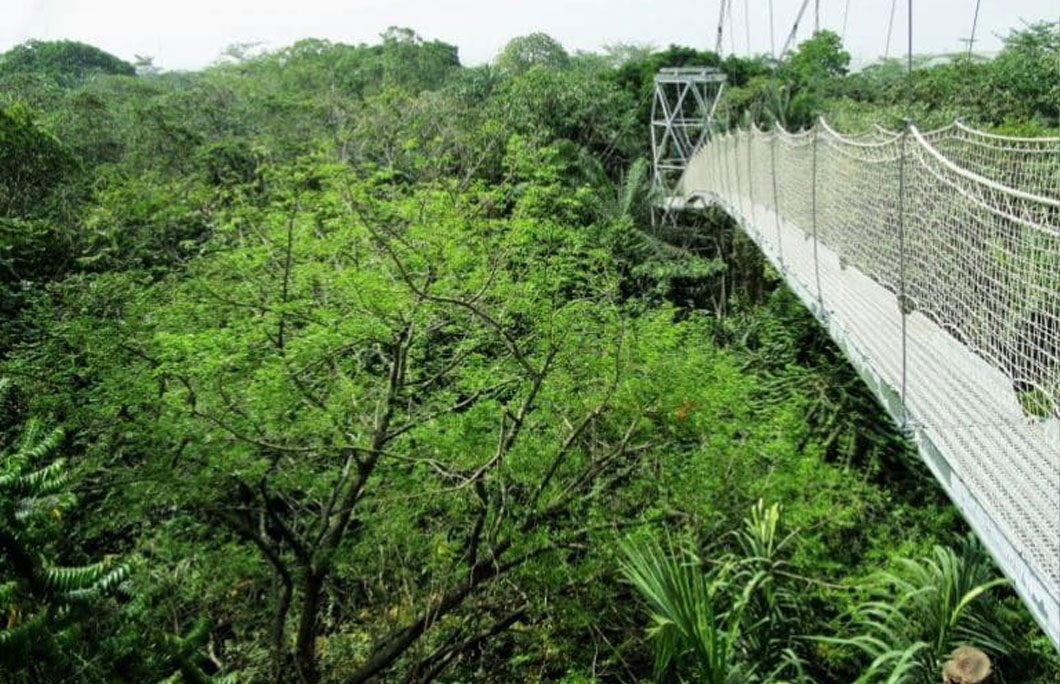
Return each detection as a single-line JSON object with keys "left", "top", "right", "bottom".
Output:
{"left": 294, "top": 570, "right": 324, "bottom": 684}
{"left": 942, "top": 646, "right": 992, "bottom": 684}
{"left": 271, "top": 569, "right": 292, "bottom": 684}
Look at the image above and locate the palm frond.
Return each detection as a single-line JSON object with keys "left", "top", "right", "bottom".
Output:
{"left": 831, "top": 535, "right": 1013, "bottom": 683}
{"left": 620, "top": 501, "right": 812, "bottom": 684}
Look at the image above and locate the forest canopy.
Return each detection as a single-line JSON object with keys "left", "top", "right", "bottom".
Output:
{"left": 0, "top": 21, "right": 1058, "bottom": 684}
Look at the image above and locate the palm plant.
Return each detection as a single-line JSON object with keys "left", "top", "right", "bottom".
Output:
{"left": 619, "top": 501, "right": 812, "bottom": 684}
{"left": 620, "top": 533, "right": 752, "bottom": 684}
{"left": 827, "top": 535, "right": 1013, "bottom": 684}
{"left": 732, "top": 501, "right": 806, "bottom": 667}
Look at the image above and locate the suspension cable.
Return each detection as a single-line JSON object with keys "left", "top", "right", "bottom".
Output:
{"left": 897, "top": 0, "right": 913, "bottom": 422}
{"left": 727, "top": 102, "right": 741, "bottom": 217}
{"left": 811, "top": 123, "right": 823, "bottom": 306}
{"left": 715, "top": 0, "right": 727, "bottom": 56}
{"left": 746, "top": 110, "right": 756, "bottom": 227}
{"left": 885, "top": 0, "right": 898, "bottom": 58}
{"left": 810, "top": 2, "right": 824, "bottom": 307}
{"left": 767, "top": 0, "right": 784, "bottom": 269}
{"left": 769, "top": 128, "right": 784, "bottom": 270}
{"left": 782, "top": 0, "right": 814, "bottom": 56}
{"left": 842, "top": 0, "right": 852, "bottom": 43}
{"left": 728, "top": 0, "right": 737, "bottom": 57}
{"left": 967, "top": 0, "right": 983, "bottom": 58}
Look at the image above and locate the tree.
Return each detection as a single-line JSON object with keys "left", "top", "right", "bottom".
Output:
{"left": 380, "top": 26, "right": 461, "bottom": 91}
{"left": 988, "top": 21, "right": 1060, "bottom": 123}
{"left": 1, "top": 27, "right": 1058, "bottom": 684}
{"left": 0, "top": 101, "right": 77, "bottom": 341}
{"left": 0, "top": 102, "right": 74, "bottom": 218}
{"left": 106, "top": 161, "right": 661, "bottom": 683}
{"left": 0, "top": 40, "right": 135, "bottom": 87}
{"left": 132, "top": 54, "right": 161, "bottom": 76}
{"left": 600, "top": 42, "right": 655, "bottom": 67}
{"left": 495, "top": 33, "right": 571, "bottom": 75}
{"left": 218, "top": 41, "right": 264, "bottom": 64}
{"left": 783, "top": 30, "right": 851, "bottom": 88}
{"left": 777, "top": 30, "right": 852, "bottom": 127}
{"left": 489, "top": 66, "right": 639, "bottom": 174}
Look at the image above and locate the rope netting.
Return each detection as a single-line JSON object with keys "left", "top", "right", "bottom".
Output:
{"left": 678, "top": 119, "right": 1060, "bottom": 642}
{"left": 924, "top": 123, "right": 1060, "bottom": 199}
{"left": 870, "top": 122, "right": 1060, "bottom": 198}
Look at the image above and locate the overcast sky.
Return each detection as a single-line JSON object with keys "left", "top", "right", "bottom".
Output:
{"left": 3, "top": 1, "right": 1057, "bottom": 71}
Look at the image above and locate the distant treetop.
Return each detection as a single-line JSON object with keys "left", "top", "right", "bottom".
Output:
{"left": 495, "top": 33, "right": 570, "bottom": 75}
{"left": 0, "top": 39, "right": 135, "bottom": 86}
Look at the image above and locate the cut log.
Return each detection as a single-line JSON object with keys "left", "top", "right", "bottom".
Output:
{"left": 942, "top": 646, "right": 992, "bottom": 684}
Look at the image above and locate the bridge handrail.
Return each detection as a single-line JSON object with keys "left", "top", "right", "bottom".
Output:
{"left": 818, "top": 117, "right": 902, "bottom": 149}
{"left": 955, "top": 119, "right": 1060, "bottom": 144}
{"left": 908, "top": 125, "right": 1060, "bottom": 211}
{"left": 910, "top": 133, "right": 1060, "bottom": 237}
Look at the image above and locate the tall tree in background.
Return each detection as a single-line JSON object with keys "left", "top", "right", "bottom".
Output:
{"left": 0, "top": 40, "right": 135, "bottom": 86}
{"left": 495, "top": 33, "right": 571, "bottom": 75}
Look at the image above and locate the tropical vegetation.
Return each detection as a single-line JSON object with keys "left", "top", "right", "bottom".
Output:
{"left": 0, "top": 21, "right": 1057, "bottom": 684}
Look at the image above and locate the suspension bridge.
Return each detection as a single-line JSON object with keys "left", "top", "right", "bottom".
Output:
{"left": 651, "top": 7, "right": 1060, "bottom": 648}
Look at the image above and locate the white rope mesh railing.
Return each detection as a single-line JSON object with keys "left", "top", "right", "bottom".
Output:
{"left": 893, "top": 121, "right": 1060, "bottom": 199}
{"left": 677, "top": 118, "right": 1060, "bottom": 647}
{"left": 928, "top": 123, "right": 1060, "bottom": 198}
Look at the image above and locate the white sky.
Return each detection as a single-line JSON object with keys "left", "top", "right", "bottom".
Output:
{"left": 2, "top": 1, "right": 1057, "bottom": 71}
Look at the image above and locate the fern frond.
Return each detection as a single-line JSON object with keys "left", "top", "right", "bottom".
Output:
{"left": 0, "top": 611, "right": 47, "bottom": 655}
{"left": 14, "top": 418, "right": 43, "bottom": 457}
{"left": 17, "top": 457, "right": 68, "bottom": 494}
{"left": 17, "top": 426, "right": 64, "bottom": 466}
{"left": 42, "top": 559, "right": 117, "bottom": 594}
{"left": 0, "top": 388, "right": 134, "bottom": 678}
{"left": 14, "top": 492, "right": 77, "bottom": 522}
{"left": 0, "top": 468, "right": 23, "bottom": 491}
{"left": 62, "top": 564, "right": 130, "bottom": 603}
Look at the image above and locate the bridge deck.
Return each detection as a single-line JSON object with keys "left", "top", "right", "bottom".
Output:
{"left": 668, "top": 190, "right": 1060, "bottom": 646}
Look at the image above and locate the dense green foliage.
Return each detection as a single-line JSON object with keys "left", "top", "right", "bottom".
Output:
{"left": 620, "top": 502, "right": 811, "bottom": 683}
{"left": 0, "top": 40, "right": 135, "bottom": 87}
{"left": 0, "top": 102, "right": 75, "bottom": 218}
{"left": 829, "top": 535, "right": 1017, "bottom": 684}
{"left": 0, "top": 21, "right": 1056, "bottom": 684}
{"left": 0, "top": 378, "right": 132, "bottom": 681}
{"left": 496, "top": 33, "right": 571, "bottom": 75}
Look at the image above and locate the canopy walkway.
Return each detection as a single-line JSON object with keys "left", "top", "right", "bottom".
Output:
{"left": 666, "top": 117, "right": 1060, "bottom": 646}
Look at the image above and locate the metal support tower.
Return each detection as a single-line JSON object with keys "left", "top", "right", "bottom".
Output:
{"left": 650, "top": 67, "right": 727, "bottom": 197}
